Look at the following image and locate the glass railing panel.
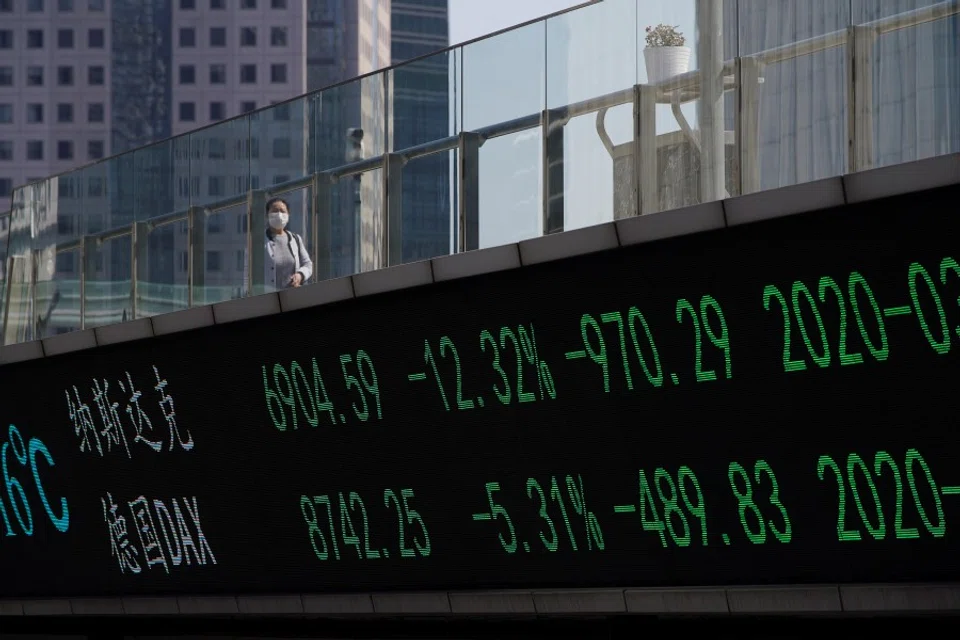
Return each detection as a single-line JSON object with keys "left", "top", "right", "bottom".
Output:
{"left": 188, "top": 115, "right": 252, "bottom": 210}
{"left": 0, "top": 213, "right": 9, "bottom": 334}
{"left": 852, "top": 0, "right": 960, "bottom": 169}
{"left": 737, "top": 0, "right": 851, "bottom": 192}
{"left": 4, "top": 181, "right": 47, "bottom": 344}
{"left": 101, "top": 150, "right": 138, "bottom": 231}
{"left": 388, "top": 47, "right": 460, "bottom": 264}
{"left": 463, "top": 21, "right": 546, "bottom": 248}
{"left": 313, "top": 166, "right": 383, "bottom": 280}
{"left": 186, "top": 115, "right": 251, "bottom": 303}
{"left": 311, "top": 75, "right": 385, "bottom": 173}
{"left": 546, "top": 0, "right": 639, "bottom": 231}
{"left": 84, "top": 232, "right": 132, "bottom": 329}
{"left": 133, "top": 137, "right": 186, "bottom": 222}
{"left": 399, "top": 149, "right": 457, "bottom": 261}
{"left": 252, "top": 96, "right": 312, "bottom": 191}
{"left": 197, "top": 203, "right": 247, "bottom": 306}
{"left": 137, "top": 218, "right": 189, "bottom": 319}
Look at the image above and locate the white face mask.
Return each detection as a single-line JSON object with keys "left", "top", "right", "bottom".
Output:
{"left": 268, "top": 211, "right": 289, "bottom": 230}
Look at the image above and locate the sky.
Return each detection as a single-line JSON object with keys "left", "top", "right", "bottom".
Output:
{"left": 449, "top": 0, "right": 585, "bottom": 45}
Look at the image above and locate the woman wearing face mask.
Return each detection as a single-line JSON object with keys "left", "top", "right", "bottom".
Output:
{"left": 242, "top": 196, "right": 314, "bottom": 295}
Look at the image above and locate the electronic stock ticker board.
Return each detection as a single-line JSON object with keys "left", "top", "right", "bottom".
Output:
{"left": 1, "top": 184, "right": 959, "bottom": 600}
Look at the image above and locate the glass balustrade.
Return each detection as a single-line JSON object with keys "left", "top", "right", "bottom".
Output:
{"left": 2, "top": 0, "right": 957, "bottom": 346}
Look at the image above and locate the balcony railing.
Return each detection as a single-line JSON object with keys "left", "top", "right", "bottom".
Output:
{"left": 2, "top": 0, "right": 958, "bottom": 346}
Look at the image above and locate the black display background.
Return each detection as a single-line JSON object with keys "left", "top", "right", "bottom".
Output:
{"left": 1, "top": 184, "right": 959, "bottom": 599}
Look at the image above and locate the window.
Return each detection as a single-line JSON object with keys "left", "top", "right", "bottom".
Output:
{"left": 87, "top": 65, "right": 104, "bottom": 85}
{"left": 270, "top": 26, "right": 287, "bottom": 46}
{"left": 272, "top": 137, "right": 291, "bottom": 159}
{"left": 58, "top": 0, "right": 73, "bottom": 10}
{"left": 57, "top": 140, "right": 73, "bottom": 160}
{"left": 57, "top": 29, "right": 73, "bottom": 48}
{"left": 0, "top": 67, "right": 11, "bottom": 86}
{"left": 241, "top": 0, "right": 255, "bottom": 8}
{"left": 207, "top": 138, "right": 225, "bottom": 159}
{"left": 178, "top": 64, "right": 195, "bottom": 84}
{"left": 28, "top": 0, "right": 43, "bottom": 11}
{"left": 87, "top": 176, "right": 103, "bottom": 196}
{"left": 26, "top": 140, "right": 44, "bottom": 160}
{"left": 207, "top": 176, "right": 224, "bottom": 197}
{"left": 26, "top": 103, "right": 43, "bottom": 123}
{"left": 240, "top": 64, "right": 256, "bottom": 84}
{"left": 179, "top": 0, "right": 195, "bottom": 8}
{"left": 209, "top": 27, "right": 225, "bottom": 47}
{"left": 57, "top": 103, "right": 73, "bottom": 123}
{"left": 271, "top": 0, "right": 286, "bottom": 7}
{"left": 273, "top": 174, "right": 289, "bottom": 185}
{"left": 87, "top": 28, "right": 104, "bottom": 48}
{"left": 0, "top": 179, "right": 11, "bottom": 198}
{"left": 88, "top": 0, "right": 104, "bottom": 9}
{"left": 240, "top": 101, "right": 256, "bottom": 113}
{"left": 0, "top": 141, "right": 12, "bottom": 160}
{"left": 179, "top": 102, "right": 195, "bottom": 122}
{"left": 87, "top": 140, "right": 104, "bottom": 159}
{"left": 88, "top": 102, "right": 104, "bottom": 122}
{"left": 240, "top": 27, "right": 256, "bottom": 46}
{"left": 57, "top": 66, "right": 73, "bottom": 85}
{"left": 210, "top": 0, "right": 224, "bottom": 7}
{"left": 0, "top": 1, "right": 10, "bottom": 12}
{"left": 27, "top": 30, "right": 44, "bottom": 48}
{"left": 179, "top": 27, "right": 195, "bottom": 47}
{"left": 272, "top": 102, "right": 290, "bottom": 121}
{"left": 0, "top": 104, "right": 11, "bottom": 124}
{"left": 209, "top": 64, "right": 226, "bottom": 84}
{"left": 26, "top": 66, "right": 44, "bottom": 86}
{"left": 206, "top": 251, "right": 221, "bottom": 271}
{"left": 270, "top": 63, "right": 286, "bottom": 83}
{"left": 0, "top": 30, "right": 12, "bottom": 49}
{"left": 209, "top": 101, "right": 225, "bottom": 121}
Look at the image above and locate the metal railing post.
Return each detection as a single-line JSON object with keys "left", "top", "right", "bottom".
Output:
{"left": 186, "top": 205, "right": 205, "bottom": 307}
{"left": 847, "top": 25, "right": 877, "bottom": 173}
{"left": 81, "top": 236, "right": 95, "bottom": 330}
{"left": 737, "top": 56, "right": 764, "bottom": 196}
{"left": 246, "top": 190, "right": 266, "bottom": 297}
{"left": 310, "top": 174, "right": 333, "bottom": 283}
{"left": 132, "top": 222, "right": 150, "bottom": 320}
{"left": 457, "top": 132, "right": 481, "bottom": 252}
{"left": 542, "top": 109, "right": 565, "bottom": 234}
{"left": 636, "top": 85, "right": 659, "bottom": 215}
{"left": 382, "top": 153, "right": 405, "bottom": 267}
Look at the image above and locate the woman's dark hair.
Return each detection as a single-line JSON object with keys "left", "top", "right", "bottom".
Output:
{"left": 265, "top": 196, "right": 289, "bottom": 214}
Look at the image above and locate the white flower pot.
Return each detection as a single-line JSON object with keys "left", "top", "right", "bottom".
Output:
{"left": 643, "top": 46, "right": 691, "bottom": 84}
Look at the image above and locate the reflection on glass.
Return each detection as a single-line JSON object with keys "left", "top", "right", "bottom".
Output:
{"left": 0, "top": 214, "right": 8, "bottom": 332}
{"left": 133, "top": 139, "right": 181, "bottom": 222}
{"left": 314, "top": 167, "right": 383, "bottom": 279}
{"left": 189, "top": 116, "right": 251, "bottom": 208}
{"left": 389, "top": 48, "right": 457, "bottom": 264}
{"left": 40, "top": 249, "right": 81, "bottom": 338}
{"left": 197, "top": 205, "right": 246, "bottom": 306}
{"left": 84, "top": 234, "right": 132, "bottom": 329}
{"left": 311, "top": 75, "right": 385, "bottom": 173}
{"left": 399, "top": 150, "right": 456, "bottom": 262}
{"left": 252, "top": 97, "right": 311, "bottom": 189}
{"left": 736, "top": 0, "right": 850, "bottom": 191}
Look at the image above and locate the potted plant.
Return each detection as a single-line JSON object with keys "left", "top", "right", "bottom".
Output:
{"left": 643, "top": 24, "right": 690, "bottom": 84}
